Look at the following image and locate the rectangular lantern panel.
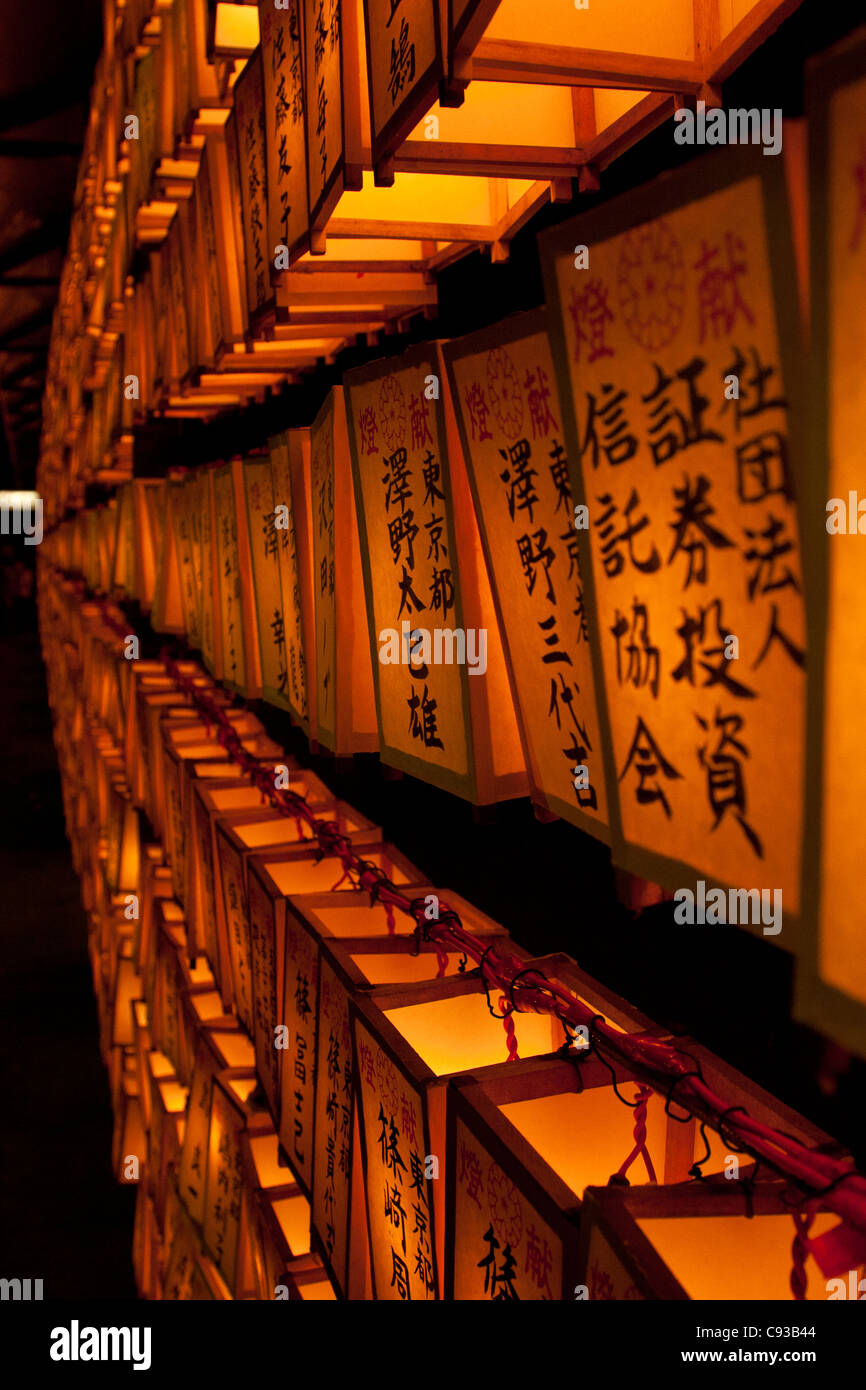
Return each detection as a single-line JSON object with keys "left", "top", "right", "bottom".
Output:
{"left": 445, "top": 310, "right": 609, "bottom": 835}
{"left": 797, "top": 36, "right": 866, "bottom": 1058}
{"left": 269, "top": 430, "right": 316, "bottom": 734}
{"left": 364, "top": 0, "right": 443, "bottom": 170}
{"left": 212, "top": 459, "right": 262, "bottom": 696}
{"left": 312, "top": 936, "right": 474, "bottom": 1299}
{"left": 303, "top": 0, "right": 364, "bottom": 235}
{"left": 352, "top": 969, "right": 561, "bottom": 1299}
{"left": 231, "top": 45, "right": 273, "bottom": 324}
{"left": 542, "top": 145, "right": 806, "bottom": 919}
{"left": 242, "top": 455, "right": 290, "bottom": 710}
{"left": 309, "top": 388, "right": 378, "bottom": 753}
{"left": 344, "top": 344, "right": 527, "bottom": 801}
{"left": 259, "top": 0, "right": 310, "bottom": 263}
{"left": 579, "top": 1186, "right": 843, "bottom": 1301}
{"left": 215, "top": 795, "right": 373, "bottom": 1028}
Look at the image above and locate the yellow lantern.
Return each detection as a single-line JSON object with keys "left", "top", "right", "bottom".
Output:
{"left": 176, "top": 1026, "right": 257, "bottom": 1227}
{"left": 307, "top": 388, "right": 379, "bottom": 753}
{"left": 343, "top": 343, "right": 527, "bottom": 803}
{"left": 310, "top": 927, "right": 501, "bottom": 1299}
{"left": 797, "top": 33, "right": 866, "bottom": 1058}
{"left": 444, "top": 309, "right": 609, "bottom": 835}
{"left": 578, "top": 1183, "right": 857, "bottom": 1301}
{"left": 213, "top": 794, "right": 380, "bottom": 1028}
{"left": 445, "top": 954, "right": 846, "bottom": 1299}
{"left": 245, "top": 849, "right": 435, "bottom": 1198}
{"left": 541, "top": 144, "right": 806, "bottom": 918}
{"left": 351, "top": 953, "right": 564, "bottom": 1299}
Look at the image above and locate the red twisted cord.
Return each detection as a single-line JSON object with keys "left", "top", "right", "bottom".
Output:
{"left": 615, "top": 1085, "right": 658, "bottom": 1184}
{"left": 499, "top": 999, "right": 520, "bottom": 1062}
{"left": 790, "top": 1207, "right": 817, "bottom": 1301}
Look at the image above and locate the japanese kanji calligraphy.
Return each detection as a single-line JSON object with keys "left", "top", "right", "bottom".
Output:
{"left": 363, "top": 0, "right": 441, "bottom": 169}
{"left": 544, "top": 155, "right": 806, "bottom": 909}
{"left": 345, "top": 346, "right": 527, "bottom": 802}
{"left": 444, "top": 314, "right": 609, "bottom": 838}
{"left": 259, "top": 0, "right": 309, "bottom": 261}
{"left": 451, "top": 1116, "right": 564, "bottom": 1300}
{"left": 353, "top": 1014, "right": 436, "bottom": 1300}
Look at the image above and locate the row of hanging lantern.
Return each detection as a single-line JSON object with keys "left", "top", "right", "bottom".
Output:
{"left": 36, "top": 0, "right": 802, "bottom": 523}
{"left": 36, "top": 561, "right": 861, "bottom": 1299}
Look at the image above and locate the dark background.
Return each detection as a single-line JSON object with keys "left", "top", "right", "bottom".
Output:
{"left": 2, "top": 0, "right": 866, "bottom": 1301}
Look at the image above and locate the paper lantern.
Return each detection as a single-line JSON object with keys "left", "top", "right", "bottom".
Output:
{"left": 176, "top": 1027, "right": 257, "bottom": 1227}
{"left": 444, "top": 309, "right": 609, "bottom": 835}
{"left": 578, "top": 1183, "right": 852, "bottom": 1301}
{"left": 351, "top": 954, "right": 565, "bottom": 1299}
{"left": 210, "top": 459, "right": 263, "bottom": 695}
{"left": 112, "top": 1065, "right": 146, "bottom": 1187}
{"left": 284, "top": 1259, "right": 340, "bottom": 1300}
{"left": 133, "top": 1181, "right": 161, "bottom": 1299}
{"left": 214, "top": 795, "right": 381, "bottom": 1029}
{"left": 541, "top": 144, "right": 807, "bottom": 918}
{"left": 125, "top": 664, "right": 217, "bottom": 807}
{"left": 444, "top": 955, "right": 843, "bottom": 1299}
{"left": 240, "top": 442, "right": 315, "bottom": 724}
{"left": 162, "top": 1177, "right": 210, "bottom": 1300}
{"left": 161, "top": 719, "right": 282, "bottom": 905}
{"left": 234, "top": 1130, "right": 312, "bottom": 1298}
{"left": 248, "top": 1202, "right": 336, "bottom": 1300}
{"left": 256, "top": 431, "right": 317, "bottom": 732}
{"left": 797, "top": 34, "right": 866, "bottom": 1057}
{"left": 185, "top": 767, "right": 296, "bottom": 962}
{"left": 247, "top": 855, "right": 434, "bottom": 1188}
{"left": 309, "top": 388, "right": 379, "bottom": 753}
{"left": 231, "top": 44, "right": 274, "bottom": 330}
{"left": 310, "top": 924, "right": 504, "bottom": 1299}
{"left": 188, "top": 767, "right": 319, "bottom": 985}
{"left": 343, "top": 344, "right": 527, "bottom": 800}
{"left": 146, "top": 1059, "right": 190, "bottom": 1218}
{"left": 151, "top": 910, "right": 218, "bottom": 1076}
{"left": 202, "top": 1071, "right": 273, "bottom": 1290}
{"left": 257, "top": 0, "right": 308, "bottom": 265}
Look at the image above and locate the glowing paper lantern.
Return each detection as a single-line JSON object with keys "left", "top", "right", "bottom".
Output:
{"left": 351, "top": 958, "right": 564, "bottom": 1299}
{"left": 542, "top": 145, "right": 806, "bottom": 917}
{"left": 202, "top": 1071, "right": 272, "bottom": 1290}
{"left": 185, "top": 768, "right": 297, "bottom": 965}
{"left": 214, "top": 796, "right": 381, "bottom": 1030}
{"left": 212, "top": 459, "right": 263, "bottom": 696}
{"left": 234, "top": 1130, "right": 311, "bottom": 1298}
{"left": 241, "top": 444, "right": 315, "bottom": 724}
{"left": 578, "top": 1184, "right": 847, "bottom": 1301}
{"left": 311, "top": 924, "right": 502, "bottom": 1299}
{"left": 231, "top": 45, "right": 274, "bottom": 329}
{"left": 309, "top": 388, "right": 378, "bottom": 753}
{"left": 444, "top": 310, "right": 609, "bottom": 834}
{"left": 445, "top": 956, "right": 843, "bottom": 1299}
{"left": 344, "top": 345, "right": 527, "bottom": 801}
{"left": 258, "top": 0, "right": 309, "bottom": 263}
{"left": 247, "top": 858, "right": 430, "bottom": 1199}
{"left": 363, "top": 0, "right": 443, "bottom": 172}
{"left": 268, "top": 430, "right": 317, "bottom": 734}
{"left": 176, "top": 1026, "right": 256, "bottom": 1227}
{"left": 798, "top": 36, "right": 866, "bottom": 1057}
{"left": 157, "top": 708, "right": 271, "bottom": 855}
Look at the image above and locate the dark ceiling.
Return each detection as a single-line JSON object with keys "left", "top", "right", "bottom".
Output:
{"left": 0, "top": 0, "right": 103, "bottom": 491}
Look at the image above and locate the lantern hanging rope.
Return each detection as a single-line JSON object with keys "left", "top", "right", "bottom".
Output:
{"left": 87, "top": 596, "right": 866, "bottom": 1250}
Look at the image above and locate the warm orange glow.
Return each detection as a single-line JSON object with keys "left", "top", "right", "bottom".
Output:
{"left": 383, "top": 994, "right": 559, "bottom": 1075}
{"left": 214, "top": 4, "right": 260, "bottom": 55}
{"left": 636, "top": 1211, "right": 839, "bottom": 1301}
